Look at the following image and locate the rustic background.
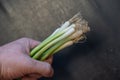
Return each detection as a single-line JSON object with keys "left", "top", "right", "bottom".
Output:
{"left": 0, "top": 0, "right": 120, "bottom": 80}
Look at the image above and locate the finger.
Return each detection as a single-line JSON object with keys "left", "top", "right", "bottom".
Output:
{"left": 1, "top": 37, "right": 40, "bottom": 50}
{"left": 16, "top": 37, "right": 40, "bottom": 54}
{"left": 22, "top": 77, "right": 37, "bottom": 80}
{"left": 18, "top": 37, "right": 40, "bottom": 48}
{"left": 24, "top": 58, "right": 54, "bottom": 77}
{"left": 28, "top": 38, "right": 40, "bottom": 49}
{"left": 27, "top": 73, "right": 42, "bottom": 78}
{"left": 22, "top": 73, "right": 42, "bottom": 80}
{"left": 45, "top": 56, "right": 53, "bottom": 64}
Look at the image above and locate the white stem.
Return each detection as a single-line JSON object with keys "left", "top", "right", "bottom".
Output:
{"left": 68, "top": 24, "right": 76, "bottom": 28}
{"left": 53, "top": 41, "right": 73, "bottom": 54}
{"left": 58, "top": 21, "right": 70, "bottom": 32}
{"left": 60, "top": 24, "right": 75, "bottom": 34}
{"left": 51, "top": 23, "right": 75, "bottom": 37}
{"left": 51, "top": 22, "right": 75, "bottom": 37}
{"left": 51, "top": 28, "right": 60, "bottom": 36}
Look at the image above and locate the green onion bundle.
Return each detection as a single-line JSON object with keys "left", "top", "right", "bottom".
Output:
{"left": 16, "top": 13, "right": 90, "bottom": 80}
{"left": 30, "top": 13, "right": 90, "bottom": 61}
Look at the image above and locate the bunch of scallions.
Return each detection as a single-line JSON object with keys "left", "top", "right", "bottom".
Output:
{"left": 17, "top": 13, "right": 90, "bottom": 80}
{"left": 30, "top": 13, "right": 90, "bottom": 61}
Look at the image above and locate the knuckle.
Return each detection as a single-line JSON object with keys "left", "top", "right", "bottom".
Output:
{"left": 44, "top": 63, "right": 52, "bottom": 75}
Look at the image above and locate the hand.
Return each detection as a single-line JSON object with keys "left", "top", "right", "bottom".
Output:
{"left": 0, "top": 38, "right": 54, "bottom": 80}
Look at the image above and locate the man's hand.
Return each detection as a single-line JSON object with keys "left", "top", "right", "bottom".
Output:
{"left": 0, "top": 38, "right": 54, "bottom": 80}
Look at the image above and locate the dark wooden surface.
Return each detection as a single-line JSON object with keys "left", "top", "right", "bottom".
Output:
{"left": 0, "top": 0, "right": 120, "bottom": 80}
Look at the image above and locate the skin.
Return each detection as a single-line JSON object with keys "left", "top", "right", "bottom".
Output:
{"left": 0, "top": 38, "right": 54, "bottom": 80}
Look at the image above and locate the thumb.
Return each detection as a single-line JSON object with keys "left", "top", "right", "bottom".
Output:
{"left": 24, "top": 58, "right": 54, "bottom": 77}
